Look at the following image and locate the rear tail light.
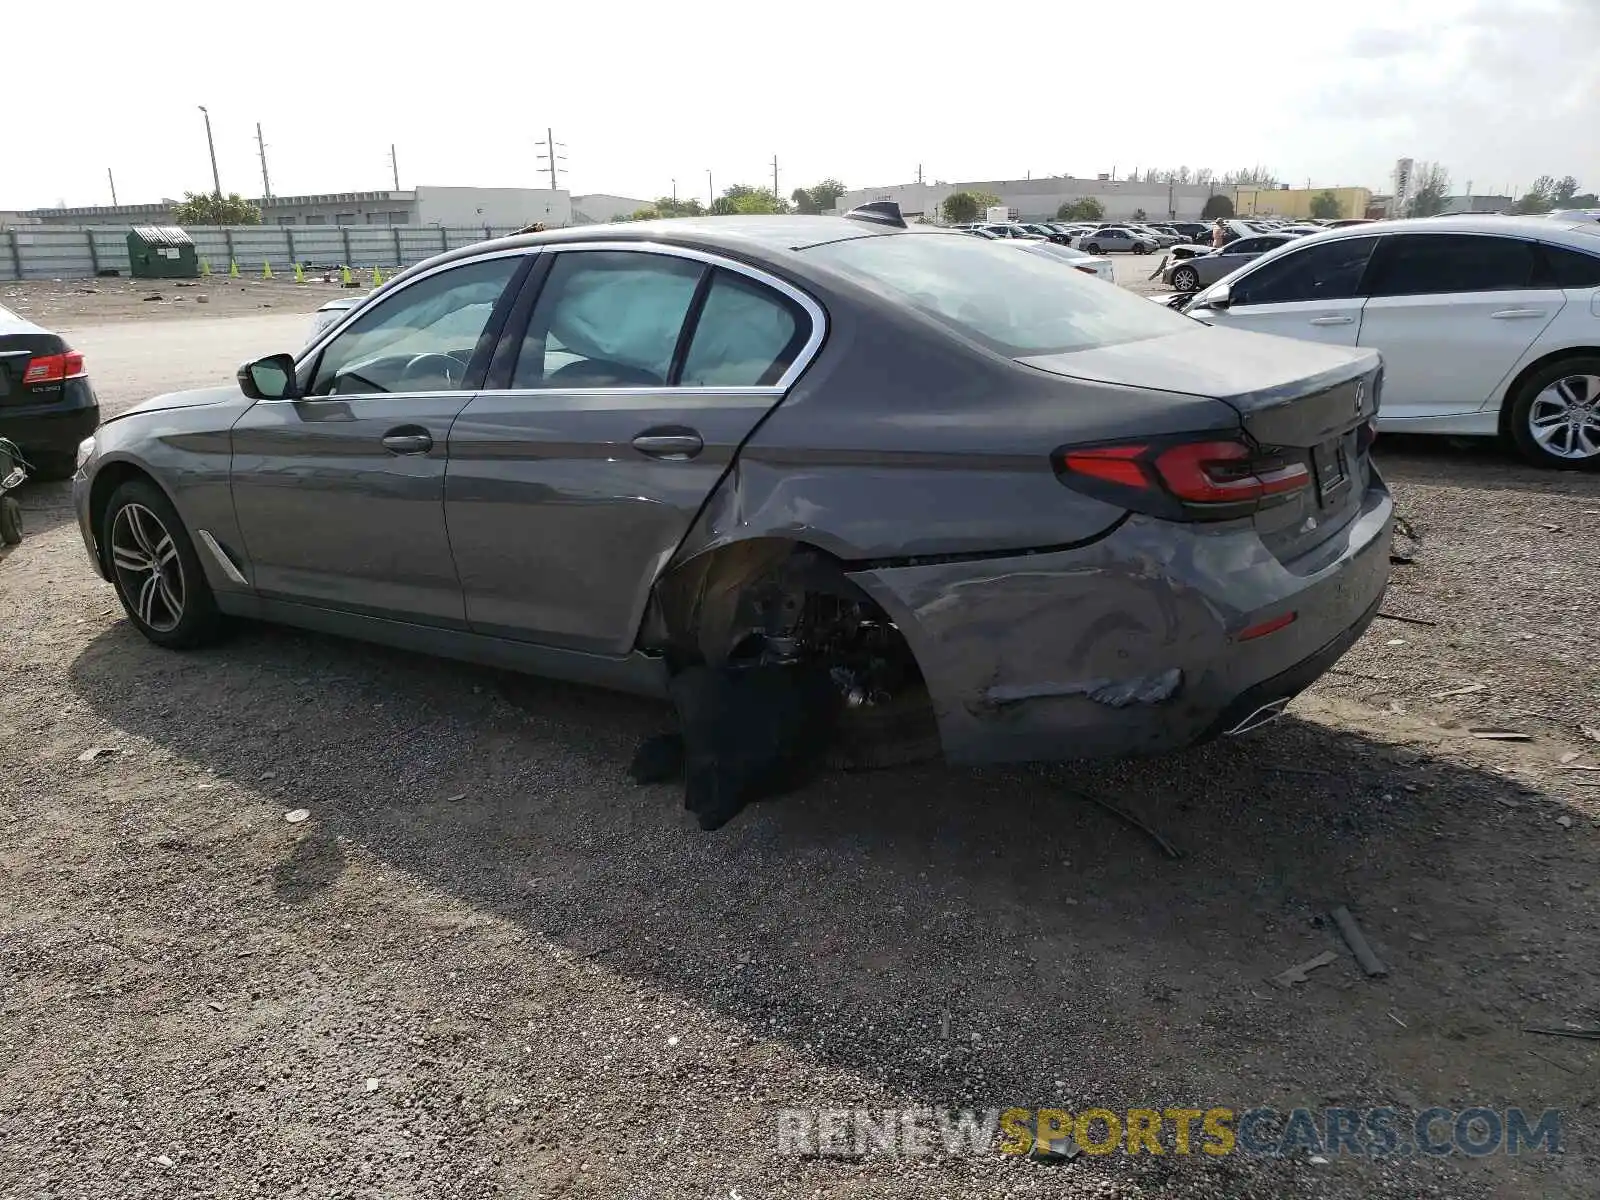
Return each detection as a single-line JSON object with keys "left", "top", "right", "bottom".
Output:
{"left": 1054, "top": 436, "right": 1310, "bottom": 521}
{"left": 22, "top": 351, "right": 86, "bottom": 385}
{"left": 1074, "top": 264, "right": 1099, "bottom": 275}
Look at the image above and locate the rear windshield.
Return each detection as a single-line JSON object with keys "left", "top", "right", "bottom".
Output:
{"left": 804, "top": 232, "right": 1193, "bottom": 356}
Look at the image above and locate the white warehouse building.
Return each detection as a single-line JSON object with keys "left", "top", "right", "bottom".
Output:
{"left": 834, "top": 176, "right": 1230, "bottom": 223}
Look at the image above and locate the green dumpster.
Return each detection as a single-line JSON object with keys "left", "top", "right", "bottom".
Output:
{"left": 127, "top": 226, "right": 199, "bottom": 279}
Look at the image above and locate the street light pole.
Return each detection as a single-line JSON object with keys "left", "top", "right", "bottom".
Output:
{"left": 707, "top": 170, "right": 713, "bottom": 209}
{"left": 198, "top": 106, "right": 223, "bottom": 230}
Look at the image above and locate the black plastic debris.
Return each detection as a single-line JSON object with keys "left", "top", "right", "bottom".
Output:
{"left": 635, "top": 662, "right": 843, "bottom": 831}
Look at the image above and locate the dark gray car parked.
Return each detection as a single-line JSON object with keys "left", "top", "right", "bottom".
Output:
{"left": 74, "top": 211, "right": 1393, "bottom": 767}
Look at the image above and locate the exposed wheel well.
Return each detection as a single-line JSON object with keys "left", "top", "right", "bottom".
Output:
{"left": 87, "top": 462, "right": 161, "bottom": 569}
{"left": 645, "top": 535, "right": 925, "bottom": 686}
{"left": 1497, "top": 347, "right": 1600, "bottom": 436}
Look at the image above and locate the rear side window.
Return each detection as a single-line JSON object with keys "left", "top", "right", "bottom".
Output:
{"left": 1539, "top": 243, "right": 1600, "bottom": 288}
{"left": 1231, "top": 236, "right": 1378, "bottom": 305}
{"left": 513, "top": 251, "right": 702, "bottom": 389}
{"left": 804, "top": 232, "right": 1197, "bottom": 356}
{"left": 680, "top": 270, "right": 806, "bottom": 387}
{"left": 1366, "top": 234, "right": 1539, "bottom": 296}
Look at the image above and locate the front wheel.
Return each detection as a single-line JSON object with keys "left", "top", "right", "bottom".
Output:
{"left": 1171, "top": 265, "right": 1200, "bottom": 292}
{"left": 1134, "top": 242, "right": 1151, "bottom": 254}
{"left": 1084, "top": 242, "right": 1101, "bottom": 255}
{"left": 102, "top": 478, "right": 224, "bottom": 648}
{"left": 1506, "top": 358, "right": 1600, "bottom": 468}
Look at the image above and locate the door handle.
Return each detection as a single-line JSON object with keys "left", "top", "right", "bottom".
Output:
{"left": 631, "top": 430, "right": 703, "bottom": 461}
{"left": 1490, "top": 308, "right": 1544, "bottom": 319}
{"left": 381, "top": 428, "right": 433, "bottom": 455}
{"left": 1308, "top": 315, "right": 1354, "bottom": 326}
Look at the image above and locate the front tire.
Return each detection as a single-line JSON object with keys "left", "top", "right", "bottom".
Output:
{"left": 1171, "top": 265, "right": 1200, "bottom": 292}
{"left": 1085, "top": 242, "right": 1101, "bottom": 255}
{"left": 102, "top": 478, "right": 224, "bottom": 648}
{"left": 1506, "top": 358, "right": 1600, "bottom": 468}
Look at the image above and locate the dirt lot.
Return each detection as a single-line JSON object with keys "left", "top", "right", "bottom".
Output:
{"left": 3, "top": 274, "right": 355, "bottom": 329}
{"left": 1, "top": 281, "right": 1597, "bottom": 1199}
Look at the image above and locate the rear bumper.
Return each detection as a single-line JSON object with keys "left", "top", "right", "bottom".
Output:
{"left": 0, "top": 379, "right": 99, "bottom": 458}
{"left": 847, "top": 475, "right": 1394, "bottom": 765}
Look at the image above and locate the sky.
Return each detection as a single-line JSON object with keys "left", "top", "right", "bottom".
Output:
{"left": 8, "top": 0, "right": 1598, "bottom": 212}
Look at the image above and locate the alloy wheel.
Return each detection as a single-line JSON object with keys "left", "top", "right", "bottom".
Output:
{"left": 1527, "top": 374, "right": 1600, "bottom": 460}
{"left": 1173, "top": 267, "right": 1199, "bottom": 292}
{"left": 110, "top": 502, "right": 186, "bottom": 632}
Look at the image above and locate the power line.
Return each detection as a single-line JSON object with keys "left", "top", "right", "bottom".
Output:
{"left": 256, "top": 122, "right": 272, "bottom": 202}
{"left": 535, "top": 129, "right": 567, "bottom": 192}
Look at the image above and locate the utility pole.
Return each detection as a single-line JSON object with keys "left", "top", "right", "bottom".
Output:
{"left": 771, "top": 154, "right": 779, "bottom": 200}
{"left": 107, "top": 168, "right": 118, "bottom": 207}
{"left": 197, "top": 105, "right": 223, "bottom": 228}
{"left": 390, "top": 144, "right": 400, "bottom": 191}
{"left": 256, "top": 122, "right": 272, "bottom": 202}
{"left": 707, "top": 169, "right": 713, "bottom": 208}
{"left": 916, "top": 163, "right": 923, "bottom": 185}
{"left": 671, "top": 178, "right": 677, "bottom": 201}
{"left": 535, "top": 129, "right": 567, "bottom": 193}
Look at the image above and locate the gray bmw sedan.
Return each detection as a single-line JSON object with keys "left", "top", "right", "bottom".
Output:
{"left": 73, "top": 207, "right": 1391, "bottom": 767}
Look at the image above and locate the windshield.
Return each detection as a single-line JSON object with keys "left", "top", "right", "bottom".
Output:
{"left": 805, "top": 233, "right": 1195, "bottom": 356}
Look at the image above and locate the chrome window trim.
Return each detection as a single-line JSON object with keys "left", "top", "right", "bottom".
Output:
{"left": 524, "top": 241, "right": 827, "bottom": 393}
{"left": 290, "top": 240, "right": 828, "bottom": 400}
{"left": 293, "top": 247, "right": 534, "bottom": 369}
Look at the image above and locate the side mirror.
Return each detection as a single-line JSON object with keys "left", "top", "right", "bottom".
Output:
{"left": 1198, "top": 282, "right": 1232, "bottom": 310}
{"left": 237, "top": 353, "right": 300, "bottom": 400}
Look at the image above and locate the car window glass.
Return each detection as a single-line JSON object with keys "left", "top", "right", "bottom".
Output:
{"left": 308, "top": 256, "right": 520, "bottom": 395}
{"left": 1232, "top": 235, "right": 1379, "bottom": 305}
{"left": 804, "top": 232, "right": 1197, "bottom": 356}
{"left": 1539, "top": 243, "right": 1600, "bottom": 288}
{"left": 1367, "top": 234, "right": 1539, "bottom": 296}
{"left": 512, "top": 251, "right": 703, "bottom": 389}
{"left": 680, "top": 270, "right": 805, "bottom": 387}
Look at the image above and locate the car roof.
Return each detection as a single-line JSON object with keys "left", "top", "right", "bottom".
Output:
{"left": 1299, "top": 214, "right": 1600, "bottom": 247}
{"left": 379, "top": 215, "right": 955, "bottom": 294}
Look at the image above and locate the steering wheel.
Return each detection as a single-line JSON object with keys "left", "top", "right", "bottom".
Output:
{"left": 398, "top": 352, "right": 462, "bottom": 389}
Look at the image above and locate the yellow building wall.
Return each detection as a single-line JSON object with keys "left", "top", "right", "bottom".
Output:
{"left": 1233, "top": 186, "right": 1372, "bottom": 220}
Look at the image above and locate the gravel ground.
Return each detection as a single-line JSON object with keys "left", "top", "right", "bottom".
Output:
{"left": 3, "top": 275, "right": 354, "bottom": 329}
{"left": 0, "top": 284, "right": 1596, "bottom": 1199}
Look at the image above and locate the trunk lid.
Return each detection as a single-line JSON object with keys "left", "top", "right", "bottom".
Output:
{"left": 1019, "top": 326, "right": 1382, "bottom": 563}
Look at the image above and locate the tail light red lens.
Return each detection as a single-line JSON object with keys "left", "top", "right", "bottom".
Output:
{"left": 22, "top": 351, "right": 86, "bottom": 385}
{"left": 1073, "top": 264, "right": 1099, "bottom": 275}
{"left": 1054, "top": 436, "right": 1311, "bottom": 520}
{"left": 1152, "top": 440, "right": 1310, "bottom": 503}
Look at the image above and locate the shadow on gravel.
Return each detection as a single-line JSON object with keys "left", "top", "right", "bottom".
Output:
{"left": 67, "top": 619, "right": 1594, "bottom": 1194}
{"left": 1376, "top": 436, "right": 1600, "bottom": 496}
{"left": 0, "top": 478, "right": 79, "bottom": 563}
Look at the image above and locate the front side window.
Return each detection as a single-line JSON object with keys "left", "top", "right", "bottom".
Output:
{"left": 1366, "top": 234, "right": 1539, "bottom": 296}
{"left": 307, "top": 256, "right": 521, "bottom": 395}
{"left": 805, "top": 232, "right": 1196, "bottom": 356}
{"left": 1231, "top": 235, "right": 1379, "bottom": 305}
{"left": 512, "top": 251, "right": 703, "bottom": 389}
{"left": 680, "top": 271, "right": 806, "bottom": 387}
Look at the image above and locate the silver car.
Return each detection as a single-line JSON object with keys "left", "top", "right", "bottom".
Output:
{"left": 1161, "top": 234, "right": 1300, "bottom": 292}
{"left": 73, "top": 210, "right": 1391, "bottom": 787}
{"left": 1076, "top": 227, "right": 1158, "bottom": 254}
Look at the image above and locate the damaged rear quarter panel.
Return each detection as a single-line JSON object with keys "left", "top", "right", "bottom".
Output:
{"left": 842, "top": 527, "right": 1236, "bottom": 763}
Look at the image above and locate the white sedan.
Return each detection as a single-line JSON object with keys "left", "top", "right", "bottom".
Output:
{"left": 1179, "top": 215, "right": 1600, "bottom": 467}
{"left": 995, "top": 237, "right": 1115, "bottom": 282}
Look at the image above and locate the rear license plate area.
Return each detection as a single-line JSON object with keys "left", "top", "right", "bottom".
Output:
{"left": 1312, "top": 438, "right": 1350, "bottom": 507}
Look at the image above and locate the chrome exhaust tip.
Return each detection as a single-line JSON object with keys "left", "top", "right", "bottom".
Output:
{"left": 1224, "top": 696, "right": 1291, "bottom": 736}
